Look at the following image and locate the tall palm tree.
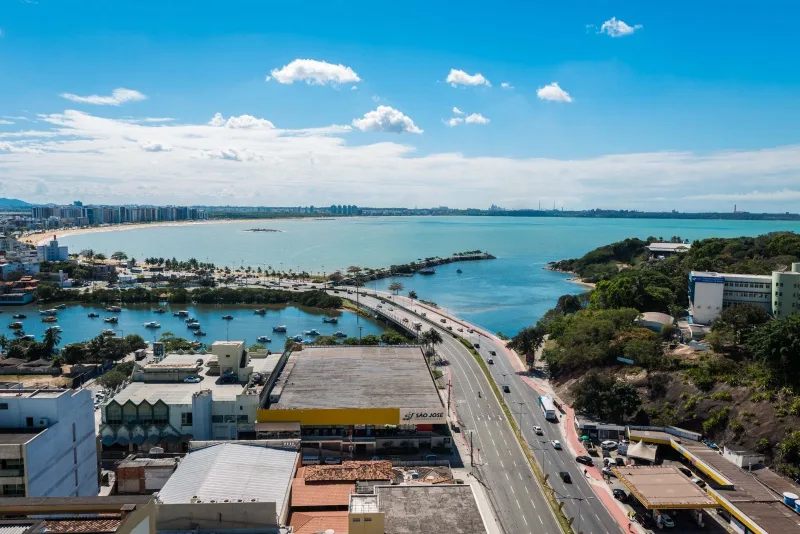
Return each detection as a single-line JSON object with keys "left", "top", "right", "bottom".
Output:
{"left": 43, "top": 328, "right": 62, "bottom": 355}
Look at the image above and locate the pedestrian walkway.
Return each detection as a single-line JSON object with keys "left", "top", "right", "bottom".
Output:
{"left": 452, "top": 467, "right": 504, "bottom": 534}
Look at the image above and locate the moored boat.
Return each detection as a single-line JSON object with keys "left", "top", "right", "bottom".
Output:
{"left": 193, "top": 330, "right": 207, "bottom": 336}
{"left": 103, "top": 316, "right": 119, "bottom": 323}
{"left": 8, "top": 322, "right": 23, "bottom": 330}
{"left": 291, "top": 335, "right": 304, "bottom": 342}
{"left": 333, "top": 331, "right": 347, "bottom": 338}
{"left": 153, "top": 308, "right": 166, "bottom": 314}
{"left": 22, "top": 335, "right": 35, "bottom": 341}
{"left": 187, "top": 322, "right": 201, "bottom": 330}
{"left": 12, "top": 314, "right": 26, "bottom": 319}
{"left": 54, "top": 304, "right": 67, "bottom": 310}
{"left": 101, "top": 329, "right": 116, "bottom": 336}
{"left": 272, "top": 325, "right": 287, "bottom": 333}
{"left": 88, "top": 313, "right": 100, "bottom": 318}
{"left": 41, "top": 316, "right": 57, "bottom": 323}
{"left": 457, "top": 268, "right": 463, "bottom": 274}
{"left": 222, "top": 315, "right": 233, "bottom": 320}
{"left": 39, "top": 309, "right": 57, "bottom": 316}
{"left": 254, "top": 309, "right": 267, "bottom": 315}
{"left": 175, "top": 310, "right": 188, "bottom": 317}
{"left": 144, "top": 321, "right": 161, "bottom": 328}
{"left": 303, "top": 329, "right": 321, "bottom": 336}
{"left": 322, "top": 317, "right": 338, "bottom": 324}
{"left": 46, "top": 326, "right": 62, "bottom": 333}
{"left": 105, "top": 306, "right": 122, "bottom": 312}
{"left": 257, "top": 336, "right": 271, "bottom": 343}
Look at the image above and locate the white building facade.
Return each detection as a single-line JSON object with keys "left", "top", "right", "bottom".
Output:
{"left": 0, "top": 388, "right": 98, "bottom": 497}
{"left": 36, "top": 236, "right": 69, "bottom": 262}
{"left": 689, "top": 264, "right": 800, "bottom": 324}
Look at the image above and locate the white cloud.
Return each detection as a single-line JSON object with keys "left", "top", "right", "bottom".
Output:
{"left": 140, "top": 141, "right": 172, "bottom": 152}
{"left": 452, "top": 107, "right": 464, "bottom": 115}
{"left": 465, "top": 113, "right": 490, "bottom": 125}
{"left": 444, "top": 117, "right": 464, "bottom": 127}
{"left": 208, "top": 113, "right": 275, "bottom": 129}
{"left": 446, "top": 69, "right": 491, "bottom": 88}
{"left": 60, "top": 88, "right": 147, "bottom": 106}
{"left": 537, "top": 82, "right": 573, "bottom": 103}
{"left": 4, "top": 108, "right": 800, "bottom": 212}
{"left": 500, "top": 82, "right": 513, "bottom": 89}
{"left": 351, "top": 86, "right": 358, "bottom": 91}
{"left": 268, "top": 59, "right": 361, "bottom": 86}
{"left": 372, "top": 95, "right": 382, "bottom": 102}
{"left": 0, "top": 120, "right": 13, "bottom": 125}
{"left": 599, "top": 17, "right": 642, "bottom": 37}
{"left": 352, "top": 106, "right": 423, "bottom": 134}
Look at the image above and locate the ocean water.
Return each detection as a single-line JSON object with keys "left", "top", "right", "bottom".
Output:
{"left": 60, "top": 216, "right": 800, "bottom": 335}
{"left": 4, "top": 304, "right": 382, "bottom": 348}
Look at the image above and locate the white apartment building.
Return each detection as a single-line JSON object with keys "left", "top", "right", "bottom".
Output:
{"left": 98, "top": 341, "right": 275, "bottom": 454}
{"left": 0, "top": 388, "right": 98, "bottom": 497}
{"left": 689, "top": 263, "right": 800, "bottom": 324}
{"left": 36, "top": 236, "right": 69, "bottom": 262}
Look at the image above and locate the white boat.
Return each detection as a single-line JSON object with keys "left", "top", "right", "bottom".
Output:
{"left": 54, "top": 304, "right": 67, "bottom": 310}
{"left": 101, "top": 329, "right": 116, "bottom": 336}
{"left": 46, "top": 326, "right": 62, "bottom": 332}
{"left": 187, "top": 322, "right": 201, "bottom": 330}
{"left": 272, "top": 325, "right": 287, "bottom": 333}
{"left": 292, "top": 335, "right": 304, "bottom": 342}
{"left": 175, "top": 310, "right": 188, "bottom": 317}
{"left": 105, "top": 306, "right": 122, "bottom": 312}
{"left": 333, "top": 331, "right": 347, "bottom": 338}
{"left": 322, "top": 317, "right": 338, "bottom": 324}
{"left": 257, "top": 336, "right": 271, "bottom": 343}
{"left": 144, "top": 321, "right": 161, "bottom": 328}
{"left": 103, "top": 317, "right": 118, "bottom": 324}
{"left": 303, "top": 329, "right": 321, "bottom": 336}
{"left": 39, "top": 309, "right": 57, "bottom": 316}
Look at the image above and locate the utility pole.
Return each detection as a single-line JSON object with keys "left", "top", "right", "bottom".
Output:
{"left": 447, "top": 379, "right": 452, "bottom": 412}
{"left": 470, "top": 431, "right": 474, "bottom": 469}
{"left": 358, "top": 325, "right": 363, "bottom": 343}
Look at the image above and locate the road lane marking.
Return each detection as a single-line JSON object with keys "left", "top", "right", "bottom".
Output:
{"left": 538, "top": 515, "right": 543, "bottom": 524}
{"left": 516, "top": 499, "right": 521, "bottom": 509}
{"left": 505, "top": 473, "right": 510, "bottom": 480}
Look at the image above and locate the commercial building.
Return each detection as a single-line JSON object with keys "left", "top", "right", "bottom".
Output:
{"left": 0, "top": 388, "right": 98, "bottom": 497}
{"left": 348, "top": 485, "right": 488, "bottom": 534}
{"left": 99, "top": 342, "right": 272, "bottom": 453}
{"left": 36, "top": 235, "right": 69, "bottom": 262}
{"left": 689, "top": 263, "right": 800, "bottom": 324}
{"left": 0, "top": 496, "right": 156, "bottom": 534}
{"left": 257, "top": 346, "right": 450, "bottom": 457}
{"left": 647, "top": 242, "right": 691, "bottom": 256}
{"left": 155, "top": 442, "right": 298, "bottom": 532}
{"left": 116, "top": 454, "right": 179, "bottom": 494}
{"left": 30, "top": 204, "right": 207, "bottom": 226}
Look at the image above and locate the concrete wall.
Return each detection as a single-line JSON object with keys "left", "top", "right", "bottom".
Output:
{"left": 772, "top": 271, "right": 800, "bottom": 318}
{"left": 691, "top": 280, "right": 725, "bottom": 324}
{"left": 156, "top": 502, "right": 278, "bottom": 531}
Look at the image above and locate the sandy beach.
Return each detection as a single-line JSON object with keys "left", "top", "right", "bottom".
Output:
{"left": 20, "top": 218, "right": 304, "bottom": 246}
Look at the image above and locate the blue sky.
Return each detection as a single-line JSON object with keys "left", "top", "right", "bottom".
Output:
{"left": 2, "top": 0, "right": 800, "bottom": 210}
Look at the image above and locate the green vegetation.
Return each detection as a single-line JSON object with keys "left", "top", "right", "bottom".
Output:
{"left": 571, "top": 371, "right": 642, "bottom": 424}
{"left": 62, "top": 334, "right": 147, "bottom": 365}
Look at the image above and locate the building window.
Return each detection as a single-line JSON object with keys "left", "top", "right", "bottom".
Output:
{"left": 153, "top": 402, "right": 168, "bottom": 425}
{"left": 224, "top": 415, "right": 236, "bottom": 423}
{"left": 1, "top": 484, "right": 25, "bottom": 497}
{"left": 25, "top": 417, "right": 33, "bottom": 427}
{"left": 212, "top": 415, "right": 223, "bottom": 423}
{"left": 237, "top": 415, "right": 248, "bottom": 423}
{"left": 0, "top": 403, "right": 7, "bottom": 410}
{"left": 181, "top": 412, "right": 193, "bottom": 426}
{"left": 364, "top": 518, "right": 372, "bottom": 522}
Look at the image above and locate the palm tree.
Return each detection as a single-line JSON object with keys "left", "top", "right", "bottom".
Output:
{"left": 408, "top": 290, "right": 418, "bottom": 300}
{"left": 0, "top": 335, "right": 7, "bottom": 355}
{"left": 420, "top": 329, "right": 443, "bottom": 360}
{"left": 43, "top": 328, "right": 62, "bottom": 355}
{"left": 388, "top": 282, "right": 404, "bottom": 295}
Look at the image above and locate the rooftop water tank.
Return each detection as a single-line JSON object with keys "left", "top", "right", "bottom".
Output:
{"left": 783, "top": 492, "right": 798, "bottom": 508}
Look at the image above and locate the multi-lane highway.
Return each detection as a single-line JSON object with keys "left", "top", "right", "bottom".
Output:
{"left": 335, "top": 287, "right": 620, "bottom": 534}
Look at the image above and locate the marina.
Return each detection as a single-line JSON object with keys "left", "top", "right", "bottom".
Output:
{"left": 0, "top": 303, "right": 384, "bottom": 347}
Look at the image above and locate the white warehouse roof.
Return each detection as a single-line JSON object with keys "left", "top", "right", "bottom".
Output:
{"left": 157, "top": 442, "right": 298, "bottom": 507}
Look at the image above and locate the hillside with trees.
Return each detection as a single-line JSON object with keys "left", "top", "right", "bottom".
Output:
{"left": 523, "top": 232, "right": 800, "bottom": 478}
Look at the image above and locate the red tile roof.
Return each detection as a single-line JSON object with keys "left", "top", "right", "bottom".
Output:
{"left": 304, "top": 461, "right": 393, "bottom": 482}
{"left": 291, "top": 477, "right": 354, "bottom": 508}
{"left": 289, "top": 511, "right": 349, "bottom": 534}
{"left": 43, "top": 517, "right": 123, "bottom": 533}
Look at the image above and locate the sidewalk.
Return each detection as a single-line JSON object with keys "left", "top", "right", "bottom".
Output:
{"left": 452, "top": 467, "right": 504, "bottom": 534}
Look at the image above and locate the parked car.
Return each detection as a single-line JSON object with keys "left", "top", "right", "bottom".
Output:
{"left": 324, "top": 457, "right": 341, "bottom": 465}
{"left": 633, "top": 514, "right": 653, "bottom": 528}
{"left": 533, "top": 426, "right": 543, "bottom": 435}
{"left": 440, "top": 318, "right": 447, "bottom": 323}
{"left": 558, "top": 471, "right": 571, "bottom": 483}
{"left": 600, "top": 440, "right": 618, "bottom": 450}
{"left": 660, "top": 513, "right": 675, "bottom": 528}
{"left": 551, "top": 440, "right": 562, "bottom": 450}
{"left": 447, "top": 326, "right": 453, "bottom": 331}
{"left": 704, "top": 441, "right": 719, "bottom": 450}
{"left": 457, "top": 327, "right": 463, "bottom": 332}
{"left": 691, "top": 477, "right": 706, "bottom": 488}
{"left": 502, "top": 384, "right": 510, "bottom": 393}
{"left": 474, "top": 342, "right": 480, "bottom": 348}
{"left": 678, "top": 466, "right": 693, "bottom": 478}
{"left": 614, "top": 457, "right": 625, "bottom": 467}
{"left": 575, "top": 456, "right": 594, "bottom": 466}
{"left": 601, "top": 467, "right": 617, "bottom": 478}
{"left": 613, "top": 489, "right": 628, "bottom": 501}
{"left": 183, "top": 376, "right": 202, "bottom": 383}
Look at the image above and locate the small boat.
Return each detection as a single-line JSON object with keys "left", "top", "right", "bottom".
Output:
{"left": 457, "top": 269, "right": 463, "bottom": 274}
{"left": 12, "top": 330, "right": 24, "bottom": 337}
{"left": 272, "top": 325, "right": 287, "bottom": 333}
{"left": 257, "top": 336, "right": 271, "bottom": 343}
{"left": 153, "top": 308, "right": 166, "bottom": 314}
{"left": 175, "top": 310, "right": 188, "bottom": 317}
{"left": 222, "top": 315, "right": 233, "bottom": 320}
{"left": 22, "top": 335, "right": 35, "bottom": 341}
{"left": 333, "top": 331, "right": 347, "bottom": 338}
{"left": 41, "top": 316, "right": 57, "bottom": 323}
{"left": 87, "top": 312, "right": 100, "bottom": 318}
{"left": 193, "top": 330, "right": 207, "bottom": 336}
{"left": 254, "top": 309, "right": 267, "bottom": 315}
{"left": 144, "top": 321, "right": 161, "bottom": 329}
{"left": 12, "top": 314, "right": 26, "bottom": 319}
{"left": 322, "top": 317, "right": 338, "bottom": 324}
{"left": 103, "top": 317, "right": 119, "bottom": 324}
{"left": 101, "top": 329, "right": 116, "bottom": 336}
{"left": 39, "top": 309, "right": 57, "bottom": 316}
{"left": 185, "top": 317, "right": 197, "bottom": 324}
{"left": 418, "top": 268, "right": 436, "bottom": 275}
{"left": 187, "top": 322, "right": 201, "bottom": 330}
{"left": 8, "top": 322, "right": 23, "bottom": 330}
{"left": 292, "top": 335, "right": 304, "bottom": 342}
{"left": 105, "top": 306, "right": 121, "bottom": 313}
{"left": 55, "top": 304, "right": 67, "bottom": 310}
{"left": 303, "top": 329, "right": 321, "bottom": 336}
{"left": 46, "top": 326, "right": 62, "bottom": 333}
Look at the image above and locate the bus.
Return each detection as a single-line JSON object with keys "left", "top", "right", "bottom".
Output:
{"left": 538, "top": 395, "right": 557, "bottom": 421}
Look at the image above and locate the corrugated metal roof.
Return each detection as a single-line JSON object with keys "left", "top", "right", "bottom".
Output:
{"left": 157, "top": 443, "right": 297, "bottom": 510}
{"left": 0, "top": 525, "right": 35, "bottom": 534}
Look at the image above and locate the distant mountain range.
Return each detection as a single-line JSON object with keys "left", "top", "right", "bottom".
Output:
{"left": 0, "top": 198, "right": 32, "bottom": 208}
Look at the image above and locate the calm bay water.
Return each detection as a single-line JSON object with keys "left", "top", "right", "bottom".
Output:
{"left": 5, "top": 304, "right": 382, "bottom": 348}
{"left": 60, "top": 216, "right": 800, "bottom": 335}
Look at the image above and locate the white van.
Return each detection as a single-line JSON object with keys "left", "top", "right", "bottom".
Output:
{"left": 301, "top": 456, "right": 320, "bottom": 466}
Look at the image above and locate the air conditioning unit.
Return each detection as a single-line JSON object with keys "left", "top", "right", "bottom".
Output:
{"left": 35, "top": 418, "right": 49, "bottom": 428}
{"left": 222, "top": 499, "right": 230, "bottom": 503}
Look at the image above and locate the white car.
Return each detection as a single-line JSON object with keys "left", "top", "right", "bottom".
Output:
{"left": 533, "top": 426, "right": 543, "bottom": 435}
{"left": 601, "top": 440, "right": 618, "bottom": 450}
{"left": 551, "top": 440, "right": 562, "bottom": 450}
{"left": 388, "top": 307, "right": 394, "bottom": 311}
{"left": 183, "top": 376, "right": 202, "bottom": 383}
